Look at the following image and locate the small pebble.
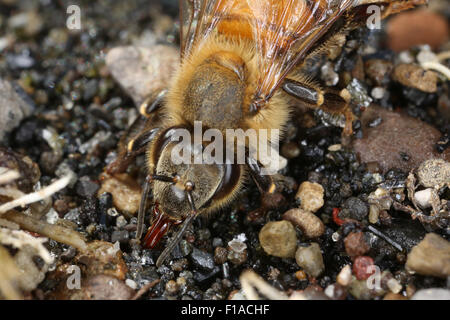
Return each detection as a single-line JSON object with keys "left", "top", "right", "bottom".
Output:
{"left": 387, "top": 10, "right": 449, "bottom": 52}
{"left": 106, "top": 45, "right": 179, "bottom": 106}
{"left": 282, "top": 208, "right": 325, "bottom": 239}
{"left": 98, "top": 173, "right": 142, "bottom": 214}
{"left": 342, "top": 197, "right": 368, "bottom": 221}
{"left": 111, "top": 230, "right": 129, "bottom": 243}
{"left": 398, "top": 51, "right": 414, "bottom": 64}
{"left": 393, "top": 64, "right": 438, "bottom": 93}
{"left": 125, "top": 279, "right": 137, "bottom": 290}
{"left": 411, "top": 288, "right": 450, "bottom": 300}
{"left": 337, "top": 265, "right": 352, "bottom": 286}
{"left": 383, "top": 292, "right": 407, "bottom": 300}
{"left": 214, "top": 247, "right": 228, "bottom": 265}
{"left": 417, "top": 49, "right": 437, "bottom": 65}
{"left": 165, "top": 280, "right": 179, "bottom": 295}
{"left": 368, "top": 205, "right": 380, "bottom": 224}
{"left": 413, "top": 188, "right": 434, "bottom": 208}
{"left": 387, "top": 278, "right": 402, "bottom": 294}
{"left": 321, "top": 62, "right": 339, "bottom": 86}
{"left": 324, "top": 283, "right": 347, "bottom": 300}
{"left": 365, "top": 59, "right": 393, "bottom": 86}
{"left": 116, "top": 215, "right": 127, "bottom": 228}
{"left": 344, "top": 232, "right": 370, "bottom": 257}
{"left": 417, "top": 158, "right": 450, "bottom": 189}
{"left": 227, "top": 248, "right": 247, "bottom": 266}
{"left": 0, "top": 78, "right": 34, "bottom": 142}
{"left": 281, "top": 141, "right": 300, "bottom": 159}
{"left": 371, "top": 87, "right": 385, "bottom": 100}
{"left": 190, "top": 248, "right": 215, "bottom": 272}
{"left": 295, "top": 270, "right": 307, "bottom": 281}
{"left": 259, "top": 221, "right": 297, "bottom": 258}
{"left": 296, "top": 181, "right": 325, "bottom": 213}
{"left": 353, "top": 106, "right": 450, "bottom": 173}
{"left": 406, "top": 233, "right": 450, "bottom": 278}
{"left": 76, "top": 176, "right": 99, "bottom": 197}
{"left": 295, "top": 243, "right": 325, "bottom": 278}
{"left": 352, "top": 256, "right": 376, "bottom": 281}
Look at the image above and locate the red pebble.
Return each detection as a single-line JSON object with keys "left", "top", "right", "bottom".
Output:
{"left": 353, "top": 256, "right": 376, "bottom": 280}
{"left": 332, "top": 207, "right": 345, "bottom": 226}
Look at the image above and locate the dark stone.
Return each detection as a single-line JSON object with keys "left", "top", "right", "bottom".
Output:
{"left": 343, "top": 197, "right": 369, "bottom": 221}
{"left": 190, "top": 247, "right": 215, "bottom": 271}
{"left": 76, "top": 176, "right": 100, "bottom": 197}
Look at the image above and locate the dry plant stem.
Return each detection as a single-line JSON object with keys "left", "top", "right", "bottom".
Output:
{"left": 0, "top": 174, "right": 72, "bottom": 215}
{"left": 240, "top": 270, "right": 288, "bottom": 300}
{"left": 132, "top": 279, "right": 160, "bottom": 300}
{"left": 436, "top": 51, "right": 450, "bottom": 61}
{"left": 421, "top": 61, "right": 450, "bottom": 80}
{"left": 0, "top": 244, "right": 22, "bottom": 300}
{"left": 2, "top": 210, "right": 87, "bottom": 251}
{"left": 0, "top": 169, "right": 20, "bottom": 185}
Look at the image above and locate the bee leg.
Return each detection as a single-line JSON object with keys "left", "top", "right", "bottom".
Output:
{"left": 283, "top": 78, "right": 355, "bottom": 135}
{"left": 106, "top": 127, "right": 159, "bottom": 174}
{"left": 246, "top": 157, "right": 285, "bottom": 210}
{"left": 106, "top": 90, "right": 166, "bottom": 174}
{"left": 139, "top": 89, "right": 167, "bottom": 118}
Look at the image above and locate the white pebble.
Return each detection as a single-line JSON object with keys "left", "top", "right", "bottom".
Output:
{"left": 387, "top": 278, "right": 402, "bottom": 294}
{"left": 337, "top": 265, "right": 352, "bottom": 286}
{"left": 414, "top": 188, "right": 433, "bottom": 208}
{"left": 328, "top": 144, "right": 342, "bottom": 152}
{"left": 398, "top": 51, "right": 414, "bottom": 64}
{"left": 371, "top": 87, "right": 385, "bottom": 100}
{"left": 296, "top": 181, "right": 324, "bottom": 213}
{"left": 332, "top": 232, "right": 340, "bottom": 242}
{"left": 324, "top": 284, "right": 336, "bottom": 299}
{"left": 125, "top": 279, "right": 137, "bottom": 290}
{"left": 417, "top": 50, "right": 437, "bottom": 65}
{"left": 116, "top": 215, "right": 127, "bottom": 228}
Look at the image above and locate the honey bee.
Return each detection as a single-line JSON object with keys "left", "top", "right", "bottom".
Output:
{"left": 107, "top": 0, "right": 427, "bottom": 267}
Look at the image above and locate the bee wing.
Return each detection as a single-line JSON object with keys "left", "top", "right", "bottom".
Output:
{"left": 178, "top": 0, "right": 353, "bottom": 84}
{"left": 179, "top": 0, "right": 235, "bottom": 59}
{"left": 179, "top": 0, "right": 426, "bottom": 104}
{"left": 243, "top": 0, "right": 355, "bottom": 106}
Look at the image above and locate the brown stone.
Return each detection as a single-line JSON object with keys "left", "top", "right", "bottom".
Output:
{"left": 98, "top": 173, "right": 142, "bottom": 215}
{"left": 406, "top": 233, "right": 450, "bottom": 278}
{"left": 344, "top": 232, "right": 370, "bottom": 257}
{"left": 106, "top": 45, "right": 179, "bottom": 107}
{"left": 259, "top": 220, "right": 297, "bottom": 258}
{"left": 387, "top": 10, "right": 449, "bottom": 52}
{"left": 283, "top": 208, "right": 325, "bottom": 239}
{"left": 393, "top": 64, "right": 438, "bottom": 93}
{"left": 353, "top": 106, "right": 450, "bottom": 173}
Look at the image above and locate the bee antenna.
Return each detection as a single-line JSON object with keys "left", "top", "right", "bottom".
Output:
{"left": 156, "top": 211, "right": 197, "bottom": 267}
{"left": 152, "top": 174, "right": 180, "bottom": 183}
{"left": 155, "top": 180, "right": 197, "bottom": 268}
{"left": 136, "top": 175, "right": 152, "bottom": 239}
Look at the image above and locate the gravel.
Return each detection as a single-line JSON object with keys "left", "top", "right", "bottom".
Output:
{"left": 259, "top": 220, "right": 298, "bottom": 258}
{"left": 282, "top": 208, "right": 325, "bottom": 239}
{"left": 406, "top": 233, "right": 450, "bottom": 278}
{"left": 295, "top": 181, "right": 325, "bottom": 213}
{"left": 295, "top": 243, "right": 325, "bottom": 278}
